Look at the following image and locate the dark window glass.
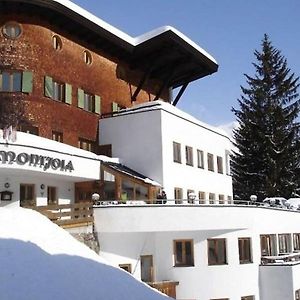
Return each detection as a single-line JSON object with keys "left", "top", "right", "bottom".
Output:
{"left": 174, "top": 240, "right": 194, "bottom": 267}
{"left": 208, "top": 239, "right": 227, "bottom": 265}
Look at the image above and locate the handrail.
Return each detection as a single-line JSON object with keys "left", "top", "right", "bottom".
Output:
{"left": 261, "top": 252, "right": 300, "bottom": 265}
{"left": 25, "top": 202, "right": 94, "bottom": 227}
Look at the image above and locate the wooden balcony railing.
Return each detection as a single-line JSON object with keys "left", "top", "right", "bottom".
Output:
{"left": 26, "top": 202, "right": 94, "bottom": 228}
{"left": 148, "top": 281, "right": 179, "bottom": 299}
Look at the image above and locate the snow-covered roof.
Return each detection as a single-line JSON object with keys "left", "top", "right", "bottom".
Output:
{"left": 115, "top": 100, "right": 231, "bottom": 140}
{"left": 1, "top": 0, "right": 218, "bottom": 88}
{"left": 50, "top": 0, "right": 216, "bottom": 64}
{"left": 103, "top": 161, "right": 161, "bottom": 187}
{"left": 0, "top": 207, "right": 169, "bottom": 299}
{"left": 0, "top": 131, "right": 118, "bottom": 164}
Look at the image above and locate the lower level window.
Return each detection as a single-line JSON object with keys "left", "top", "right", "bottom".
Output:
{"left": 78, "top": 138, "right": 94, "bottom": 152}
{"left": 19, "top": 125, "right": 39, "bottom": 135}
{"left": 293, "top": 233, "right": 300, "bottom": 251}
{"left": 278, "top": 233, "right": 291, "bottom": 254}
{"left": 296, "top": 289, "right": 300, "bottom": 300}
{"left": 119, "top": 264, "right": 132, "bottom": 273}
{"left": 241, "top": 296, "right": 255, "bottom": 300}
{"left": 208, "top": 238, "right": 227, "bottom": 265}
{"left": 173, "top": 239, "right": 194, "bottom": 267}
{"left": 174, "top": 187, "right": 183, "bottom": 204}
{"left": 260, "top": 234, "right": 277, "bottom": 256}
{"left": 239, "top": 237, "right": 252, "bottom": 264}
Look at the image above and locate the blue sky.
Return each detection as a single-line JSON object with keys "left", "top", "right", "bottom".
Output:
{"left": 73, "top": 0, "right": 300, "bottom": 127}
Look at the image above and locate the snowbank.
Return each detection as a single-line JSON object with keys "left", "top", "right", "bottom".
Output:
{"left": 0, "top": 207, "right": 169, "bottom": 300}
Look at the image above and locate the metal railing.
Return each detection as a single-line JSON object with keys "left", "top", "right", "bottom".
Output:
{"left": 261, "top": 252, "right": 300, "bottom": 265}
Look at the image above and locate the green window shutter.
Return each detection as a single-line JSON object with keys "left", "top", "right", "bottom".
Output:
{"left": 95, "top": 95, "right": 101, "bottom": 114}
{"left": 78, "top": 88, "right": 84, "bottom": 108}
{"left": 112, "top": 102, "right": 119, "bottom": 112}
{"left": 22, "top": 71, "right": 33, "bottom": 93}
{"left": 44, "top": 76, "right": 53, "bottom": 98}
{"left": 65, "top": 83, "right": 72, "bottom": 104}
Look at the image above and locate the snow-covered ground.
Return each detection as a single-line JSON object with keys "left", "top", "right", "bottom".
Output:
{"left": 0, "top": 207, "right": 170, "bottom": 300}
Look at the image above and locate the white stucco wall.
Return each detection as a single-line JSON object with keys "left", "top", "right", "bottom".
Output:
{"left": 0, "top": 174, "right": 74, "bottom": 207}
{"left": 94, "top": 205, "right": 300, "bottom": 300}
{"left": 99, "top": 101, "right": 232, "bottom": 201}
{"left": 259, "top": 265, "right": 299, "bottom": 300}
{"left": 0, "top": 132, "right": 102, "bottom": 206}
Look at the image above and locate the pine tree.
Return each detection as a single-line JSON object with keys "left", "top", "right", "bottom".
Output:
{"left": 231, "top": 34, "right": 300, "bottom": 201}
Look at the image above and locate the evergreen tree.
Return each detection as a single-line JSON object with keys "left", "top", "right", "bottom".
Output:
{"left": 231, "top": 34, "right": 300, "bottom": 201}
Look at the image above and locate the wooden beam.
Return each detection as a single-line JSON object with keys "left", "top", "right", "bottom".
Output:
{"left": 172, "top": 82, "right": 189, "bottom": 106}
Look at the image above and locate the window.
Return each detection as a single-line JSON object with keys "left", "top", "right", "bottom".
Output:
{"left": 199, "top": 191, "right": 206, "bottom": 204}
{"left": 53, "top": 80, "right": 65, "bottom": 101}
{"left": 83, "top": 50, "right": 93, "bottom": 65}
{"left": 173, "top": 240, "right": 194, "bottom": 267}
{"left": 77, "top": 88, "right": 101, "bottom": 114}
{"left": 197, "top": 149, "right": 204, "bottom": 168}
{"left": 217, "top": 156, "right": 223, "bottom": 174}
{"left": 78, "top": 138, "right": 94, "bottom": 152}
{"left": 20, "top": 184, "right": 36, "bottom": 207}
{"left": 52, "top": 35, "right": 62, "bottom": 50}
{"left": 207, "top": 153, "right": 214, "bottom": 171}
{"left": 239, "top": 238, "right": 252, "bottom": 264}
{"left": 260, "top": 234, "right": 277, "bottom": 256}
{"left": 209, "top": 193, "right": 215, "bottom": 204}
{"left": 296, "top": 289, "right": 300, "bottom": 300}
{"left": 52, "top": 131, "right": 63, "bottom": 142}
{"left": 44, "top": 76, "right": 71, "bottom": 104}
{"left": 174, "top": 187, "right": 183, "bottom": 204}
{"left": 19, "top": 125, "right": 39, "bottom": 136}
{"left": 173, "top": 142, "right": 181, "bottom": 163}
{"left": 2, "top": 22, "right": 22, "bottom": 39}
{"left": 84, "top": 92, "right": 94, "bottom": 112}
{"left": 293, "top": 233, "right": 300, "bottom": 251}
{"left": 241, "top": 296, "right": 255, "bottom": 300}
{"left": 47, "top": 186, "right": 57, "bottom": 205}
{"left": 185, "top": 146, "right": 193, "bottom": 166}
{"left": 219, "top": 194, "right": 225, "bottom": 204}
{"left": 119, "top": 264, "right": 132, "bottom": 273}
{"left": 278, "top": 234, "right": 292, "bottom": 254}
{"left": 0, "top": 70, "right": 32, "bottom": 93}
{"left": 227, "top": 195, "right": 233, "bottom": 204}
{"left": 208, "top": 238, "right": 227, "bottom": 265}
{"left": 225, "top": 150, "right": 231, "bottom": 175}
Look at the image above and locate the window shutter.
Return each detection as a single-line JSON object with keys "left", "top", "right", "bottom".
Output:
{"left": 112, "top": 102, "right": 119, "bottom": 112}
{"left": 65, "top": 83, "right": 72, "bottom": 104}
{"left": 78, "top": 88, "right": 84, "bottom": 108}
{"left": 95, "top": 95, "right": 101, "bottom": 114}
{"left": 44, "top": 76, "right": 53, "bottom": 98}
{"left": 22, "top": 71, "right": 33, "bottom": 93}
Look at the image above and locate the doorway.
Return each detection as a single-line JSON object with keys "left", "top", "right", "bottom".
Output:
{"left": 140, "top": 255, "right": 154, "bottom": 283}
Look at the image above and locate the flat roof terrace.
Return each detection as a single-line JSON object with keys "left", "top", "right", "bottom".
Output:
{"left": 93, "top": 200, "right": 300, "bottom": 233}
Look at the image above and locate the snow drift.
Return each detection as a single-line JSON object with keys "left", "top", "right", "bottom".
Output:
{"left": 0, "top": 207, "right": 169, "bottom": 300}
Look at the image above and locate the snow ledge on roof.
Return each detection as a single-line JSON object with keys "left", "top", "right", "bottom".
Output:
{"left": 52, "top": 0, "right": 217, "bottom": 65}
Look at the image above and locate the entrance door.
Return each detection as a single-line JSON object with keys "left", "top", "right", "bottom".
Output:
{"left": 20, "top": 184, "right": 36, "bottom": 207}
{"left": 140, "top": 255, "right": 153, "bottom": 283}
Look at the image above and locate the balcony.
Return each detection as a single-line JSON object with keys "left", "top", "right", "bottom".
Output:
{"left": 148, "top": 281, "right": 179, "bottom": 299}
{"left": 25, "top": 202, "right": 94, "bottom": 228}
{"left": 261, "top": 252, "right": 300, "bottom": 265}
